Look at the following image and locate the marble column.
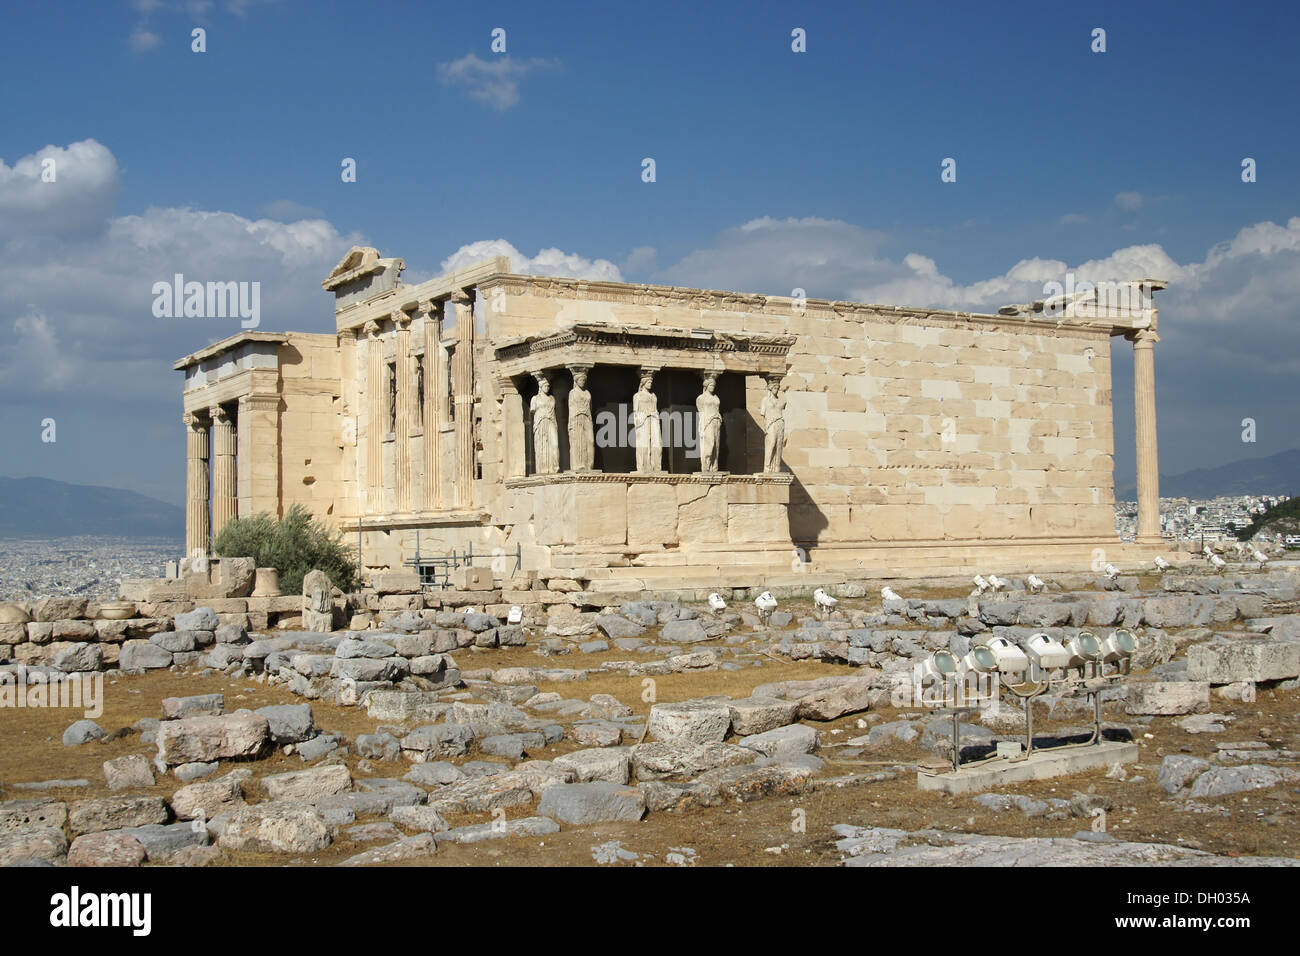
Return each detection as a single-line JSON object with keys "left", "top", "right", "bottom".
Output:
{"left": 337, "top": 328, "right": 358, "bottom": 516}
{"left": 500, "top": 377, "right": 526, "bottom": 479}
{"left": 185, "top": 411, "right": 210, "bottom": 559}
{"left": 420, "top": 300, "right": 442, "bottom": 510}
{"left": 450, "top": 291, "right": 475, "bottom": 508}
{"left": 210, "top": 404, "right": 237, "bottom": 542}
{"left": 1131, "top": 329, "right": 1161, "bottom": 543}
{"left": 393, "top": 310, "right": 414, "bottom": 513}
{"left": 364, "top": 319, "right": 384, "bottom": 513}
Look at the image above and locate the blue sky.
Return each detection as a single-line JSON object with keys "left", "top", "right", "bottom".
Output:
{"left": 2, "top": 0, "right": 1298, "bottom": 506}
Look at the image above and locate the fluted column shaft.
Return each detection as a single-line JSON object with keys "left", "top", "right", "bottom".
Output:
{"left": 451, "top": 291, "right": 475, "bottom": 509}
{"left": 1132, "top": 329, "right": 1161, "bottom": 542}
{"left": 393, "top": 311, "right": 414, "bottom": 512}
{"left": 421, "top": 301, "right": 443, "bottom": 510}
{"left": 210, "top": 405, "right": 237, "bottom": 541}
{"left": 365, "top": 319, "right": 384, "bottom": 513}
{"left": 185, "top": 412, "right": 210, "bottom": 558}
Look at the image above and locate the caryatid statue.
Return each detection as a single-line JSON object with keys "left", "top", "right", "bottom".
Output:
{"left": 567, "top": 365, "right": 594, "bottom": 472}
{"left": 761, "top": 376, "right": 785, "bottom": 473}
{"left": 697, "top": 372, "right": 723, "bottom": 473}
{"left": 632, "top": 369, "right": 662, "bottom": 472}
{"left": 531, "top": 372, "right": 560, "bottom": 475}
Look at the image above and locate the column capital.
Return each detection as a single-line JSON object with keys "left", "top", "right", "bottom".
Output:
{"left": 448, "top": 289, "right": 472, "bottom": 306}
{"left": 238, "top": 393, "right": 280, "bottom": 412}
{"left": 566, "top": 362, "right": 593, "bottom": 375}
{"left": 183, "top": 410, "right": 207, "bottom": 430}
{"left": 209, "top": 404, "right": 233, "bottom": 425}
{"left": 338, "top": 327, "right": 357, "bottom": 344}
{"left": 363, "top": 318, "right": 382, "bottom": 339}
{"left": 391, "top": 309, "right": 412, "bottom": 330}
{"left": 417, "top": 298, "right": 441, "bottom": 317}
{"left": 1128, "top": 328, "right": 1160, "bottom": 347}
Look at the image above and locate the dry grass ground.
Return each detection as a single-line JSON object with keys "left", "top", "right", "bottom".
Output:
{"left": 2, "top": 592, "right": 1297, "bottom": 866}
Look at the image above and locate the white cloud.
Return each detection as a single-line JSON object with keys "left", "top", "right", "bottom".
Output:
{"left": 439, "top": 239, "right": 622, "bottom": 282}
{"left": 0, "top": 142, "right": 361, "bottom": 405}
{"left": 1114, "top": 191, "right": 1144, "bottom": 211}
{"left": 0, "top": 139, "right": 121, "bottom": 237}
{"left": 129, "top": 28, "right": 161, "bottom": 53}
{"left": 436, "top": 53, "right": 560, "bottom": 111}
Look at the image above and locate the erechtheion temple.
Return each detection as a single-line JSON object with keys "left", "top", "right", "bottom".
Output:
{"left": 174, "top": 247, "right": 1170, "bottom": 590}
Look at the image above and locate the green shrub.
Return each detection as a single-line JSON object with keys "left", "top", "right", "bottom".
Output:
{"left": 213, "top": 504, "right": 358, "bottom": 595}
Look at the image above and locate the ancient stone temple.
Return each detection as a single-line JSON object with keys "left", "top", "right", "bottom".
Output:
{"left": 174, "top": 246, "right": 1169, "bottom": 588}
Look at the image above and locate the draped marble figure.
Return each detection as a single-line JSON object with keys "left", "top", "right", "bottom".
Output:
{"left": 531, "top": 375, "right": 559, "bottom": 475}
{"left": 761, "top": 377, "right": 785, "bottom": 473}
{"left": 632, "top": 372, "right": 662, "bottom": 472}
{"left": 697, "top": 373, "right": 723, "bottom": 473}
{"left": 568, "top": 367, "right": 594, "bottom": 471}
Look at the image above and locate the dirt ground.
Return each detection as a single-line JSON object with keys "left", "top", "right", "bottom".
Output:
{"left": 3, "top": 594, "right": 1297, "bottom": 866}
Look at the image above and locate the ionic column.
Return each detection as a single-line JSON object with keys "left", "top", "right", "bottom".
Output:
{"left": 1131, "top": 328, "right": 1161, "bottom": 543}
{"left": 210, "top": 404, "right": 237, "bottom": 541}
{"left": 420, "top": 300, "right": 442, "bottom": 510}
{"left": 450, "top": 290, "right": 476, "bottom": 508}
{"left": 337, "top": 328, "right": 359, "bottom": 516}
{"left": 364, "top": 319, "right": 384, "bottom": 513}
{"left": 184, "top": 412, "right": 210, "bottom": 558}
{"left": 499, "top": 377, "right": 526, "bottom": 479}
{"left": 393, "top": 310, "right": 414, "bottom": 513}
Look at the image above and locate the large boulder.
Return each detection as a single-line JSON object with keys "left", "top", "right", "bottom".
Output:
{"left": 67, "top": 831, "right": 147, "bottom": 867}
{"left": 68, "top": 796, "right": 169, "bottom": 836}
{"left": 260, "top": 764, "right": 352, "bottom": 803}
{"left": 1157, "top": 755, "right": 1210, "bottom": 794}
{"left": 737, "top": 723, "right": 819, "bottom": 759}
{"left": 647, "top": 699, "right": 732, "bottom": 743}
{"left": 1186, "top": 640, "right": 1300, "bottom": 684}
{"left": 219, "top": 802, "right": 332, "bottom": 854}
{"left": 156, "top": 712, "right": 270, "bottom": 765}
{"left": 118, "top": 641, "right": 173, "bottom": 670}
{"left": 254, "top": 704, "right": 315, "bottom": 743}
{"left": 537, "top": 782, "right": 646, "bottom": 824}
{"left": 1126, "top": 682, "right": 1210, "bottom": 716}
{"left": 727, "top": 696, "right": 799, "bottom": 736}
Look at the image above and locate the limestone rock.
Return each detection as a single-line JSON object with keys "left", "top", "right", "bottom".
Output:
{"left": 67, "top": 831, "right": 147, "bottom": 867}
{"left": 1157, "top": 755, "right": 1210, "bottom": 794}
{"left": 648, "top": 699, "right": 732, "bottom": 743}
{"left": 63, "top": 719, "right": 107, "bottom": 746}
{"left": 260, "top": 764, "right": 352, "bottom": 802}
{"left": 728, "top": 696, "right": 799, "bottom": 736}
{"left": 156, "top": 712, "right": 270, "bottom": 765}
{"left": 68, "top": 796, "right": 169, "bottom": 836}
{"left": 161, "top": 694, "right": 225, "bottom": 719}
{"left": 220, "top": 802, "right": 332, "bottom": 854}
{"left": 537, "top": 782, "right": 646, "bottom": 824}
{"left": 738, "top": 723, "right": 819, "bottom": 759}
{"left": 1126, "top": 682, "right": 1210, "bottom": 716}
{"left": 554, "top": 749, "right": 631, "bottom": 784}
{"left": 0, "top": 827, "right": 68, "bottom": 866}
{"left": 170, "top": 772, "right": 246, "bottom": 820}
{"left": 103, "top": 754, "right": 156, "bottom": 790}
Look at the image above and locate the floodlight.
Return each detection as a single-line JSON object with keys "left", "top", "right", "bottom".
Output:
{"left": 915, "top": 650, "right": 959, "bottom": 685}
{"left": 983, "top": 636, "right": 1030, "bottom": 676}
{"left": 1099, "top": 628, "right": 1138, "bottom": 663}
{"left": 959, "top": 644, "right": 998, "bottom": 675}
{"left": 1020, "top": 632, "right": 1072, "bottom": 670}
{"left": 1063, "top": 630, "right": 1102, "bottom": 667}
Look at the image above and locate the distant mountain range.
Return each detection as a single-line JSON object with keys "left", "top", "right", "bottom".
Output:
{"left": 0, "top": 476, "right": 184, "bottom": 539}
{"left": 1117, "top": 448, "right": 1300, "bottom": 501}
